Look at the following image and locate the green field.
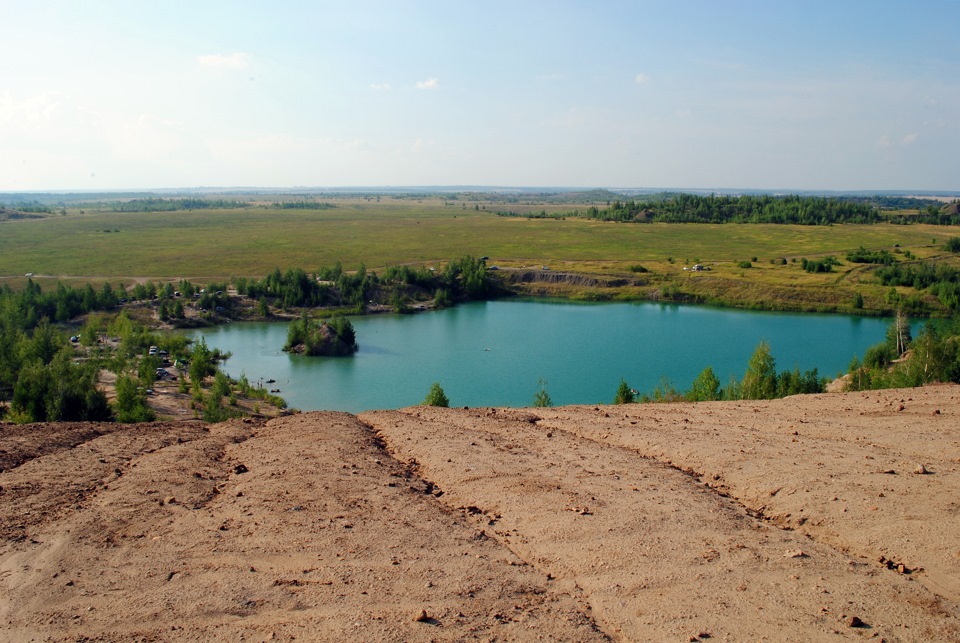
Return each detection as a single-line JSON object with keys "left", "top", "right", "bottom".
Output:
{"left": 0, "top": 197, "right": 953, "bottom": 277}
{"left": 2, "top": 196, "right": 959, "bottom": 315}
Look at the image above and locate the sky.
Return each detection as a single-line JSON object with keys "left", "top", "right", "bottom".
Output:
{"left": 1, "top": 1, "right": 958, "bottom": 192}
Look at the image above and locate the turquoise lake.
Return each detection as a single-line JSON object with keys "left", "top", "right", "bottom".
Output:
{"left": 188, "top": 300, "right": 892, "bottom": 412}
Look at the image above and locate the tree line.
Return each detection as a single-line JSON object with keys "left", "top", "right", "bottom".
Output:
{"left": 493, "top": 194, "right": 960, "bottom": 226}
{"left": 615, "top": 340, "right": 826, "bottom": 405}
{"left": 498, "top": 194, "right": 883, "bottom": 225}
{"left": 234, "top": 256, "right": 495, "bottom": 313}
{"left": 113, "top": 197, "right": 251, "bottom": 212}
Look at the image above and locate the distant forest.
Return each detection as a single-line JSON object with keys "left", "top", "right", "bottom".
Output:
{"left": 495, "top": 193, "right": 960, "bottom": 226}
{"left": 113, "top": 197, "right": 252, "bottom": 212}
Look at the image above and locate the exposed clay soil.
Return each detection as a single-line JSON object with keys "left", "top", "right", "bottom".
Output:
{"left": 1, "top": 384, "right": 958, "bottom": 641}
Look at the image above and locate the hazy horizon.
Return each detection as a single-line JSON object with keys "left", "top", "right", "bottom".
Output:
{"left": 3, "top": 186, "right": 960, "bottom": 198}
{"left": 3, "top": 1, "right": 958, "bottom": 192}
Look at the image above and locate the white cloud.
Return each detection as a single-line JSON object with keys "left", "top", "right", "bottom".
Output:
{"left": 877, "top": 133, "right": 919, "bottom": 149}
{"left": 197, "top": 52, "right": 251, "bottom": 70}
{"left": 369, "top": 82, "right": 391, "bottom": 91}
{"left": 415, "top": 77, "right": 439, "bottom": 90}
{"left": 0, "top": 90, "right": 63, "bottom": 127}
{"left": 634, "top": 73, "right": 650, "bottom": 85}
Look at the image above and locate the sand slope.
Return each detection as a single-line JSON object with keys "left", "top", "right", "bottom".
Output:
{"left": 2, "top": 384, "right": 958, "bottom": 641}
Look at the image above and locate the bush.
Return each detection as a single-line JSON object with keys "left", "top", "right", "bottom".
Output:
{"left": 647, "top": 376, "right": 682, "bottom": 403}
{"left": 846, "top": 246, "right": 896, "bottom": 265}
{"left": 423, "top": 382, "right": 449, "bottom": 407}
{"left": 613, "top": 378, "right": 634, "bottom": 404}
{"left": 114, "top": 374, "right": 155, "bottom": 423}
{"left": 532, "top": 379, "right": 552, "bottom": 407}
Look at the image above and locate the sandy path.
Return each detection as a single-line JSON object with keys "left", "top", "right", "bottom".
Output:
{"left": 361, "top": 387, "right": 960, "bottom": 641}
{"left": 0, "top": 415, "right": 603, "bottom": 642}
{"left": 538, "top": 386, "right": 960, "bottom": 604}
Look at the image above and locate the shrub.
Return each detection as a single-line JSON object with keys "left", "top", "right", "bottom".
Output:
{"left": 532, "top": 379, "right": 552, "bottom": 407}
{"left": 423, "top": 382, "right": 449, "bottom": 407}
{"left": 846, "top": 246, "right": 895, "bottom": 265}
{"left": 113, "top": 374, "right": 155, "bottom": 423}
{"left": 613, "top": 378, "right": 634, "bottom": 404}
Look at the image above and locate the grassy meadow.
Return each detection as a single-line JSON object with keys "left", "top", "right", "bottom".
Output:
{"left": 2, "top": 195, "right": 958, "bottom": 314}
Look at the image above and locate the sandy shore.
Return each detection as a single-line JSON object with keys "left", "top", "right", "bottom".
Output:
{"left": 1, "top": 384, "right": 958, "bottom": 641}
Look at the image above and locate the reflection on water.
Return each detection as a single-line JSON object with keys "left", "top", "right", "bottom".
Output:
{"left": 188, "top": 300, "right": 890, "bottom": 413}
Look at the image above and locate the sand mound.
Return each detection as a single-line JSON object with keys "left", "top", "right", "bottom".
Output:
{"left": 2, "top": 385, "right": 958, "bottom": 641}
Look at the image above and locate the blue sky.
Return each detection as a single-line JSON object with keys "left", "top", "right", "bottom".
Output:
{"left": 1, "top": 1, "right": 957, "bottom": 191}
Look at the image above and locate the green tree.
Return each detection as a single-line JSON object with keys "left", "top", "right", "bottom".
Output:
{"left": 114, "top": 374, "right": 155, "bottom": 423}
{"left": 211, "top": 370, "right": 231, "bottom": 401}
{"left": 434, "top": 288, "right": 452, "bottom": 308}
{"left": 12, "top": 352, "right": 110, "bottom": 423}
{"left": 423, "top": 382, "right": 449, "bottom": 407}
{"left": 687, "top": 366, "right": 721, "bottom": 402}
{"left": 189, "top": 337, "right": 215, "bottom": 388}
{"left": 532, "top": 379, "right": 552, "bottom": 407}
{"left": 613, "top": 378, "right": 634, "bottom": 404}
{"left": 138, "top": 354, "right": 161, "bottom": 387}
{"left": 11, "top": 360, "right": 51, "bottom": 422}
{"left": 203, "top": 390, "right": 230, "bottom": 422}
{"left": 20, "top": 318, "right": 62, "bottom": 365}
{"left": 741, "top": 340, "right": 778, "bottom": 400}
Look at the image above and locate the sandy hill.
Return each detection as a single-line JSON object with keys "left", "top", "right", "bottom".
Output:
{"left": 1, "top": 384, "right": 958, "bottom": 641}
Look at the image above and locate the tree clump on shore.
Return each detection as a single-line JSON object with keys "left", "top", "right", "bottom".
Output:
{"left": 845, "top": 312, "right": 960, "bottom": 390}
{"left": 622, "top": 339, "right": 826, "bottom": 405}
{"left": 284, "top": 313, "right": 358, "bottom": 357}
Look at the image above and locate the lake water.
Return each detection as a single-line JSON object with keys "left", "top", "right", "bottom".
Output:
{"left": 188, "top": 300, "right": 891, "bottom": 412}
